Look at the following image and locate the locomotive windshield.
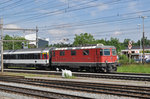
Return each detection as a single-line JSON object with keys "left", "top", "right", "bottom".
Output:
{"left": 104, "top": 49, "right": 110, "bottom": 56}
{"left": 112, "top": 49, "right": 117, "bottom": 55}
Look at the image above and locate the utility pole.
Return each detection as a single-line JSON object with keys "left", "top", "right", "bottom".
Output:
{"left": 141, "top": 16, "right": 147, "bottom": 64}
{"left": 137, "top": 24, "right": 142, "bottom": 63}
{"left": 0, "top": 18, "right": 3, "bottom": 73}
{"left": 36, "top": 26, "right": 38, "bottom": 48}
{"left": 13, "top": 35, "right": 14, "bottom": 50}
{"left": 0, "top": 18, "right": 37, "bottom": 73}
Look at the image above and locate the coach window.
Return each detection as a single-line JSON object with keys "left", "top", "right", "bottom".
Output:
{"left": 112, "top": 49, "right": 116, "bottom": 56}
{"left": 83, "top": 50, "right": 89, "bottom": 55}
{"left": 3, "top": 55, "right": 5, "bottom": 59}
{"left": 38, "top": 53, "right": 40, "bottom": 59}
{"left": 29, "top": 54, "right": 34, "bottom": 59}
{"left": 71, "top": 50, "right": 76, "bottom": 56}
{"left": 60, "top": 51, "right": 65, "bottom": 56}
{"left": 35, "top": 53, "right": 40, "bottom": 59}
{"left": 16, "top": 54, "right": 18, "bottom": 59}
{"left": 100, "top": 49, "right": 103, "bottom": 56}
{"left": 104, "top": 49, "right": 110, "bottom": 56}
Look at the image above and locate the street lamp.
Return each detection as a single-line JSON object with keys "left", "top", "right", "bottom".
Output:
{"left": 137, "top": 24, "right": 142, "bottom": 63}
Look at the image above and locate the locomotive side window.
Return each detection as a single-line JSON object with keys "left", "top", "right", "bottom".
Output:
{"left": 71, "top": 50, "right": 76, "bottom": 56}
{"left": 100, "top": 49, "right": 103, "bottom": 56}
{"left": 104, "top": 49, "right": 110, "bottom": 56}
{"left": 83, "top": 50, "right": 89, "bottom": 55}
{"left": 60, "top": 51, "right": 65, "bottom": 56}
{"left": 112, "top": 49, "right": 116, "bottom": 55}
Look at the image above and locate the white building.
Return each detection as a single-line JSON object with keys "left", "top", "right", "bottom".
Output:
{"left": 25, "top": 33, "right": 49, "bottom": 48}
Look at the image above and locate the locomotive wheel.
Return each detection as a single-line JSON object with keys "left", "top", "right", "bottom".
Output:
{"left": 107, "top": 64, "right": 117, "bottom": 72}
{"left": 89, "top": 68, "right": 95, "bottom": 73}
{"left": 107, "top": 65, "right": 113, "bottom": 73}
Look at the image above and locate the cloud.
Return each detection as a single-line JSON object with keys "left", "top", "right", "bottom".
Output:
{"left": 128, "top": 1, "right": 138, "bottom": 11}
{"left": 90, "top": 3, "right": 109, "bottom": 16}
{"left": 4, "top": 24, "right": 20, "bottom": 29}
{"left": 114, "top": 31, "right": 122, "bottom": 35}
{"left": 25, "top": 33, "right": 36, "bottom": 40}
{"left": 25, "top": 33, "right": 36, "bottom": 45}
{"left": 72, "top": 29, "right": 85, "bottom": 34}
{"left": 127, "top": 1, "right": 141, "bottom": 16}
{"left": 59, "top": 0, "right": 66, "bottom": 3}
{"left": 34, "top": 0, "right": 49, "bottom": 3}
{"left": 48, "top": 29, "right": 68, "bottom": 36}
{"left": 97, "top": 3, "right": 109, "bottom": 12}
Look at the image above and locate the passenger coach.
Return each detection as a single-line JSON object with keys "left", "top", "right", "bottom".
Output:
{"left": 3, "top": 44, "right": 118, "bottom": 72}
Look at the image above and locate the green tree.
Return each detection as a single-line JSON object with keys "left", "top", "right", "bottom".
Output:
{"left": 4, "top": 35, "right": 26, "bottom": 50}
{"left": 94, "top": 39, "right": 106, "bottom": 45}
{"left": 107, "top": 37, "right": 124, "bottom": 52}
{"left": 73, "top": 33, "right": 95, "bottom": 46}
{"left": 123, "top": 39, "right": 131, "bottom": 47}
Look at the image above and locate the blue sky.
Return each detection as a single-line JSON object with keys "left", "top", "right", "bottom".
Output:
{"left": 1, "top": 0, "right": 150, "bottom": 44}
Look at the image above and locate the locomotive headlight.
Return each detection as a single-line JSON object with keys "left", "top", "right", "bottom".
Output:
{"left": 105, "top": 60, "right": 108, "bottom": 63}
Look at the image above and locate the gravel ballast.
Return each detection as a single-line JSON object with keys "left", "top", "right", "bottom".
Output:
{"left": 0, "top": 81, "right": 134, "bottom": 99}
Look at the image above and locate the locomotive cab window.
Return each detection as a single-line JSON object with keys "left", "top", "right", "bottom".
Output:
{"left": 112, "top": 49, "right": 116, "bottom": 55}
{"left": 83, "top": 50, "right": 89, "bottom": 55}
{"left": 104, "top": 49, "right": 110, "bottom": 56}
{"left": 60, "top": 51, "right": 65, "bottom": 56}
{"left": 71, "top": 50, "right": 76, "bottom": 56}
{"left": 100, "top": 49, "right": 103, "bottom": 56}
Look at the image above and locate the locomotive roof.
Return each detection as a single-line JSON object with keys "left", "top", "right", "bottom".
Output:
{"left": 3, "top": 45, "right": 115, "bottom": 54}
{"left": 54, "top": 45, "right": 115, "bottom": 50}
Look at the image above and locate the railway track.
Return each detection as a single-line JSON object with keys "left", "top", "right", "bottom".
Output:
{"left": 0, "top": 75, "right": 150, "bottom": 98}
{"left": 5, "top": 69, "right": 150, "bottom": 81}
{"left": 0, "top": 76, "right": 90, "bottom": 99}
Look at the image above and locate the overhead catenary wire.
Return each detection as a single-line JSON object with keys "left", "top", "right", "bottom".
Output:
{"left": 5, "top": 0, "right": 123, "bottom": 24}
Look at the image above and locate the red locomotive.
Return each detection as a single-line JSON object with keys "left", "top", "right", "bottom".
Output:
{"left": 51, "top": 44, "right": 118, "bottom": 72}
{"left": 3, "top": 44, "right": 118, "bottom": 72}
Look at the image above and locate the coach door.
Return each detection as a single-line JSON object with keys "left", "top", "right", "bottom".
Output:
{"left": 49, "top": 49, "right": 53, "bottom": 66}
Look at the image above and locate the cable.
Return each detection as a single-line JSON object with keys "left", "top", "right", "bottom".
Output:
{"left": 0, "top": 0, "right": 13, "bottom": 6}
{"left": 5, "top": 0, "right": 122, "bottom": 24}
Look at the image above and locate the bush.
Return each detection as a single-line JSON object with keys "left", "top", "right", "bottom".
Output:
{"left": 119, "top": 55, "right": 134, "bottom": 64}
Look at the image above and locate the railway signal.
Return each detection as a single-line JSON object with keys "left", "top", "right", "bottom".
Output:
{"left": 128, "top": 41, "right": 132, "bottom": 63}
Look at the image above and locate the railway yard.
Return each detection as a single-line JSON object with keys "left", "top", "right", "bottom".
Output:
{"left": 0, "top": 0, "right": 150, "bottom": 99}
{"left": 0, "top": 69, "right": 150, "bottom": 99}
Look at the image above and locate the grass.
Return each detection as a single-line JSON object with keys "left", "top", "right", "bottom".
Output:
{"left": 0, "top": 72, "right": 76, "bottom": 79}
{"left": 117, "top": 64, "right": 150, "bottom": 73}
{"left": 0, "top": 72, "right": 61, "bottom": 78}
{"left": 7, "top": 66, "right": 36, "bottom": 69}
